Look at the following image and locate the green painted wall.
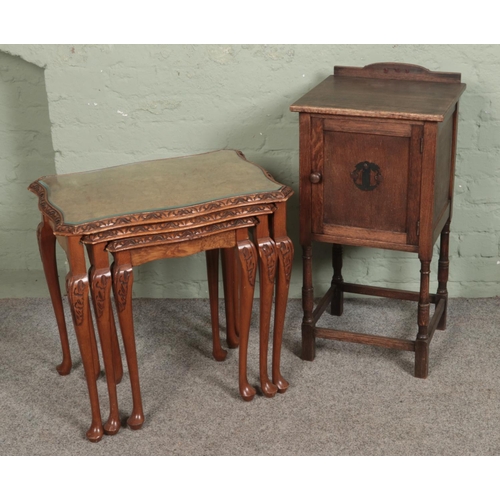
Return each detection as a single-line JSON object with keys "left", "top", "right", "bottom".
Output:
{"left": 0, "top": 44, "right": 499, "bottom": 299}
{"left": 0, "top": 51, "right": 66, "bottom": 297}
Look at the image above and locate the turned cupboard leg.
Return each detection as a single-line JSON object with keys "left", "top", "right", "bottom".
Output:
{"left": 236, "top": 228, "right": 257, "bottom": 402}
{"left": 330, "top": 244, "right": 344, "bottom": 316}
{"left": 36, "top": 216, "right": 72, "bottom": 375}
{"left": 112, "top": 252, "right": 145, "bottom": 430}
{"left": 65, "top": 237, "right": 104, "bottom": 442}
{"left": 415, "top": 258, "right": 431, "bottom": 378}
{"left": 301, "top": 244, "right": 315, "bottom": 361}
{"left": 437, "top": 220, "right": 451, "bottom": 331}
{"left": 206, "top": 249, "right": 227, "bottom": 361}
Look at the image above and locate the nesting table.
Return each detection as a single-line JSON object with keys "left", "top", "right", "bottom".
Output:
{"left": 29, "top": 150, "right": 294, "bottom": 442}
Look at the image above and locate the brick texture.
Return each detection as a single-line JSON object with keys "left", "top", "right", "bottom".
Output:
{"left": 0, "top": 52, "right": 67, "bottom": 298}
{"left": 0, "top": 44, "right": 498, "bottom": 298}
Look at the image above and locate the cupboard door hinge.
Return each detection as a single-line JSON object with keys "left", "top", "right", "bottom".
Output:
{"left": 416, "top": 220, "right": 420, "bottom": 236}
{"left": 420, "top": 137, "right": 424, "bottom": 154}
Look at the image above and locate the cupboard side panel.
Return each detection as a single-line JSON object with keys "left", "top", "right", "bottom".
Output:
{"left": 299, "top": 113, "right": 313, "bottom": 245}
{"left": 433, "top": 111, "right": 454, "bottom": 228}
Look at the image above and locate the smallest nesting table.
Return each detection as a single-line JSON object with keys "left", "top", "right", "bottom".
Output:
{"left": 29, "top": 150, "right": 294, "bottom": 442}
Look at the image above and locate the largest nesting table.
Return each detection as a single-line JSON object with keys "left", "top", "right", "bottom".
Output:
{"left": 29, "top": 150, "right": 294, "bottom": 442}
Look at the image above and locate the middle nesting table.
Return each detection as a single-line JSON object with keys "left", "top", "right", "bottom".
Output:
{"left": 29, "top": 150, "right": 294, "bottom": 442}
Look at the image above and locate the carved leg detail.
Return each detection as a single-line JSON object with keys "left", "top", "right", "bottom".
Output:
{"left": 66, "top": 273, "right": 104, "bottom": 442}
{"left": 235, "top": 246, "right": 242, "bottom": 341}
{"left": 257, "top": 236, "right": 278, "bottom": 398}
{"left": 273, "top": 237, "right": 293, "bottom": 393}
{"left": 331, "top": 244, "right": 344, "bottom": 316}
{"left": 437, "top": 221, "right": 450, "bottom": 331}
{"left": 415, "top": 259, "right": 431, "bottom": 379}
{"left": 112, "top": 260, "right": 144, "bottom": 430}
{"left": 90, "top": 263, "right": 121, "bottom": 436}
{"left": 221, "top": 247, "right": 239, "bottom": 349}
{"left": 236, "top": 235, "right": 257, "bottom": 402}
{"left": 37, "top": 219, "right": 72, "bottom": 375}
{"left": 301, "top": 244, "right": 315, "bottom": 361}
{"left": 206, "top": 249, "right": 227, "bottom": 361}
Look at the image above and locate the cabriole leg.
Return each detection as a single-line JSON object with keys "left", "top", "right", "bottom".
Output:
{"left": 236, "top": 228, "right": 257, "bottom": 402}
{"left": 221, "top": 247, "right": 239, "bottom": 349}
{"left": 112, "top": 252, "right": 144, "bottom": 430}
{"left": 271, "top": 203, "right": 292, "bottom": 393}
{"left": 87, "top": 243, "right": 121, "bottom": 435}
{"left": 206, "top": 249, "right": 227, "bottom": 361}
{"left": 36, "top": 216, "right": 72, "bottom": 375}
{"left": 273, "top": 237, "right": 293, "bottom": 393}
{"left": 66, "top": 237, "right": 103, "bottom": 442}
{"left": 256, "top": 216, "right": 278, "bottom": 398}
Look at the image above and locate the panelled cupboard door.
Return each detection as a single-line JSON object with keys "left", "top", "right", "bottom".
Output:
{"left": 309, "top": 116, "right": 423, "bottom": 247}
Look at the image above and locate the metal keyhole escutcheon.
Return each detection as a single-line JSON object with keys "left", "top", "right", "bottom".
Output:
{"left": 351, "top": 161, "right": 382, "bottom": 191}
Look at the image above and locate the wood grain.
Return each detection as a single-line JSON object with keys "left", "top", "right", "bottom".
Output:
{"left": 315, "top": 327, "right": 415, "bottom": 352}
{"left": 292, "top": 62, "right": 465, "bottom": 378}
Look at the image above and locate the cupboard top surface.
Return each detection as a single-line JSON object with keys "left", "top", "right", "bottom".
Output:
{"left": 290, "top": 75, "right": 466, "bottom": 122}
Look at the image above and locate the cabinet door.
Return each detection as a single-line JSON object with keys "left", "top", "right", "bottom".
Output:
{"left": 310, "top": 116, "right": 423, "bottom": 247}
